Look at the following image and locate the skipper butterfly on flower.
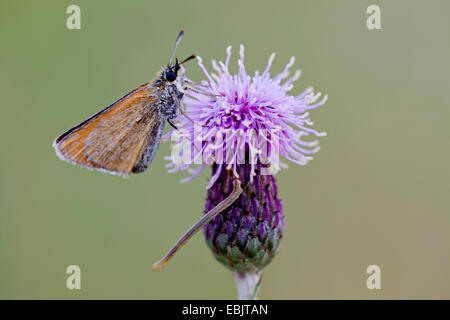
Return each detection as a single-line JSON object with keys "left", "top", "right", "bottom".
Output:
{"left": 53, "top": 30, "right": 196, "bottom": 176}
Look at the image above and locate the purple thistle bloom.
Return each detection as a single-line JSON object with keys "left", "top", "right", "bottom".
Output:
{"left": 167, "top": 45, "right": 327, "bottom": 187}
{"left": 166, "top": 45, "right": 327, "bottom": 299}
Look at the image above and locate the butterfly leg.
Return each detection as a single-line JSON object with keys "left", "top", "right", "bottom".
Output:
{"left": 184, "top": 84, "right": 219, "bottom": 98}
{"left": 177, "top": 105, "right": 197, "bottom": 125}
{"left": 167, "top": 118, "right": 178, "bottom": 130}
{"left": 176, "top": 104, "right": 209, "bottom": 129}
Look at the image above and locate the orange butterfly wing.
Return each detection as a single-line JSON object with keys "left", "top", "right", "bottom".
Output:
{"left": 53, "top": 82, "right": 165, "bottom": 175}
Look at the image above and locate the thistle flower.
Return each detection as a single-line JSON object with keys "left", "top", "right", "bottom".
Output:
{"left": 165, "top": 45, "right": 327, "bottom": 299}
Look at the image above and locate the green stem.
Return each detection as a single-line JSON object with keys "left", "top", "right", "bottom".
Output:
{"left": 233, "top": 271, "right": 262, "bottom": 300}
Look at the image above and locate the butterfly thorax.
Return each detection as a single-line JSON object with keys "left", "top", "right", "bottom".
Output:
{"left": 153, "top": 67, "right": 185, "bottom": 119}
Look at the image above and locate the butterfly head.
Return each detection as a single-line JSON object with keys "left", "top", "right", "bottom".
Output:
{"left": 163, "top": 55, "right": 196, "bottom": 84}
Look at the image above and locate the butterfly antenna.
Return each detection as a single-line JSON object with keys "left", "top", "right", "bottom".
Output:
{"left": 169, "top": 30, "right": 184, "bottom": 66}
{"left": 179, "top": 54, "right": 197, "bottom": 65}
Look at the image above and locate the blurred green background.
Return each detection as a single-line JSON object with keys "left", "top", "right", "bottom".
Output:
{"left": 1, "top": 0, "right": 449, "bottom": 299}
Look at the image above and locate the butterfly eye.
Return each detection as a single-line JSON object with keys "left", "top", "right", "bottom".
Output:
{"left": 166, "top": 70, "right": 177, "bottom": 82}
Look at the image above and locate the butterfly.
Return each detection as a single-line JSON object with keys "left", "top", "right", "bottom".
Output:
{"left": 53, "top": 30, "right": 196, "bottom": 176}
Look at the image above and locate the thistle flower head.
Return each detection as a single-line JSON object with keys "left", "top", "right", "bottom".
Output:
{"left": 163, "top": 45, "right": 327, "bottom": 299}
{"left": 167, "top": 45, "right": 327, "bottom": 187}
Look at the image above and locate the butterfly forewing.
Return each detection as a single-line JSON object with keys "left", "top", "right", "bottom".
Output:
{"left": 53, "top": 82, "right": 165, "bottom": 175}
{"left": 86, "top": 97, "right": 165, "bottom": 174}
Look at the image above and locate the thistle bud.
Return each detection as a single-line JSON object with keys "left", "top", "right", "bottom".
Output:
{"left": 203, "top": 163, "right": 284, "bottom": 274}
